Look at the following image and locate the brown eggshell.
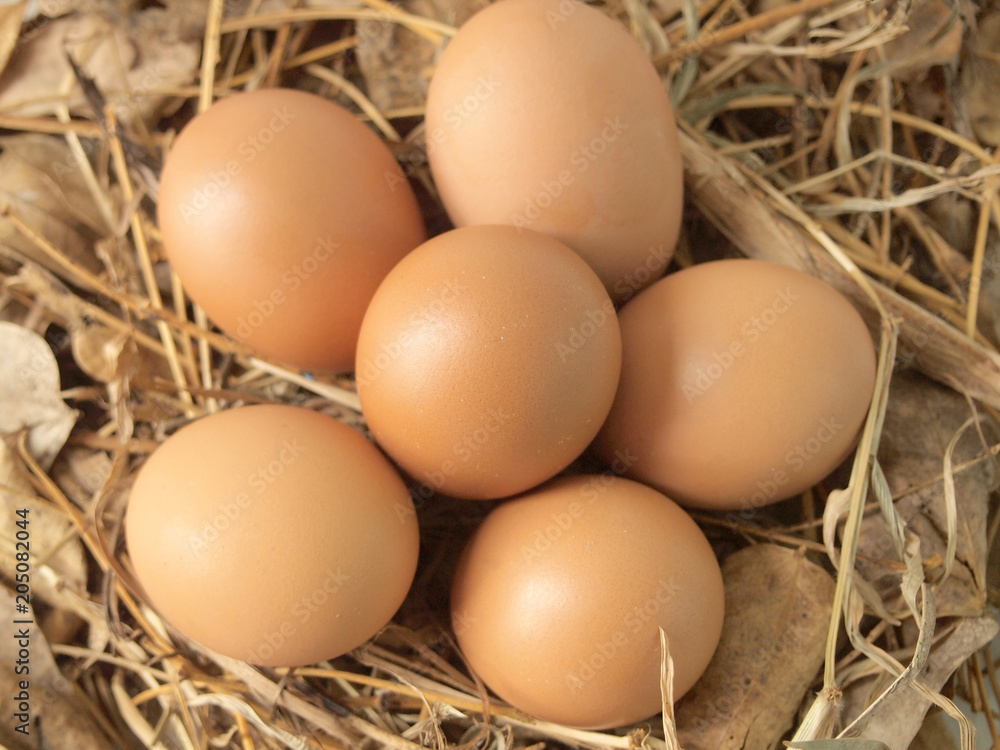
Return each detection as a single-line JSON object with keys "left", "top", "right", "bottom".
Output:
{"left": 451, "top": 475, "right": 725, "bottom": 729}
{"left": 594, "top": 259, "right": 877, "bottom": 511}
{"left": 125, "top": 404, "right": 420, "bottom": 666}
{"left": 424, "top": 0, "right": 683, "bottom": 301}
{"left": 157, "top": 88, "right": 425, "bottom": 373}
{"left": 355, "top": 225, "right": 621, "bottom": 500}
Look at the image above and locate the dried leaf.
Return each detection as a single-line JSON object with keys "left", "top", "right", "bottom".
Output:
{"left": 787, "top": 741, "right": 894, "bottom": 750}
{"left": 881, "top": 0, "right": 962, "bottom": 82}
{"left": 0, "top": 134, "right": 105, "bottom": 274}
{"left": 0, "top": 322, "right": 77, "bottom": 470}
{"left": 355, "top": 0, "right": 486, "bottom": 112}
{"left": 50, "top": 446, "right": 112, "bottom": 507}
{"left": 117, "top": 3, "right": 203, "bottom": 124}
{"left": 70, "top": 323, "right": 136, "bottom": 383}
{"left": 0, "top": 440, "right": 92, "bottom": 651}
{"left": 909, "top": 709, "right": 962, "bottom": 750}
{"left": 0, "top": 2, "right": 26, "bottom": 80}
{"left": 30, "top": 0, "right": 126, "bottom": 20}
{"left": 965, "top": 10, "right": 1000, "bottom": 147}
{"left": 856, "top": 370, "right": 996, "bottom": 617}
{"left": 0, "top": 589, "right": 117, "bottom": 750}
{"left": 838, "top": 614, "right": 999, "bottom": 749}
{"left": 675, "top": 544, "right": 835, "bottom": 750}
{"left": 980, "top": 237, "right": 1000, "bottom": 349}
{"left": 0, "top": 440, "right": 85, "bottom": 599}
{"left": 0, "top": 10, "right": 200, "bottom": 129}
{"left": 0, "top": 15, "right": 134, "bottom": 118}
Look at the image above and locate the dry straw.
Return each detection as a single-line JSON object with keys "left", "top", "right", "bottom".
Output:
{"left": 0, "top": 0, "right": 998, "bottom": 748}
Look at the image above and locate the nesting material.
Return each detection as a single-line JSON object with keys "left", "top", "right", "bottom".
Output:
{"left": 0, "top": 0, "right": 998, "bottom": 749}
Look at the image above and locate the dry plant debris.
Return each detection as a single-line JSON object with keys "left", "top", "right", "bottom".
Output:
{"left": 0, "top": 0, "right": 997, "bottom": 748}
{"left": 675, "top": 544, "right": 836, "bottom": 750}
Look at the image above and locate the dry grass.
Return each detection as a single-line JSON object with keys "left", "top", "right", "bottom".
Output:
{"left": 0, "top": 0, "right": 998, "bottom": 748}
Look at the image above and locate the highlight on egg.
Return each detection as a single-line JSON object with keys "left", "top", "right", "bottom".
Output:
{"left": 125, "top": 404, "right": 420, "bottom": 666}
{"left": 355, "top": 225, "right": 622, "bottom": 501}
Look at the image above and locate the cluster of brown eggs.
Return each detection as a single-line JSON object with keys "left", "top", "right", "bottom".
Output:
{"left": 126, "top": 0, "right": 875, "bottom": 730}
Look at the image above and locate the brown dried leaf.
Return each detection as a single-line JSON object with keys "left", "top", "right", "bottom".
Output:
{"left": 965, "top": 10, "right": 1000, "bottom": 147}
{"left": 977, "top": 236, "right": 1000, "bottom": 350}
{"left": 115, "top": 3, "right": 203, "bottom": 124}
{"left": 0, "top": 589, "right": 117, "bottom": 750}
{"left": 31, "top": 0, "right": 126, "bottom": 20}
{"left": 0, "top": 15, "right": 135, "bottom": 118}
{"left": 838, "top": 614, "right": 999, "bottom": 749}
{"left": 5, "top": 265, "right": 168, "bottom": 392}
{"left": 0, "top": 2, "right": 26, "bottom": 80}
{"left": 909, "top": 709, "right": 961, "bottom": 750}
{"left": 50, "top": 446, "right": 112, "bottom": 507}
{"left": 0, "top": 9, "right": 200, "bottom": 129}
{"left": 675, "top": 544, "right": 835, "bottom": 750}
{"left": 70, "top": 323, "right": 137, "bottom": 383}
{"left": 355, "top": 0, "right": 487, "bottom": 112}
{"left": 0, "top": 440, "right": 91, "bottom": 649}
{"left": 0, "top": 441, "right": 84, "bottom": 597}
{"left": 0, "top": 134, "right": 104, "bottom": 274}
{"left": 788, "top": 742, "right": 893, "bottom": 750}
{"left": 882, "top": 0, "right": 963, "bottom": 82}
{"left": 856, "top": 370, "right": 996, "bottom": 618}
{"left": 0, "top": 322, "right": 77, "bottom": 470}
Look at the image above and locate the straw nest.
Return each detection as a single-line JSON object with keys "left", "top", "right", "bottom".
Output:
{"left": 0, "top": 0, "right": 998, "bottom": 748}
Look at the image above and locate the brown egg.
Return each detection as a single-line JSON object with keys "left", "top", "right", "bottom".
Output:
{"left": 355, "top": 225, "right": 621, "bottom": 500}
{"left": 594, "top": 259, "right": 877, "bottom": 511}
{"left": 451, "top": 475, "right": 724, "bottom": 729}
{"left": 125, "top": 405, "right": 420, "bottom": 666}
{"left": 158, "top": 88, "right": 425, "bottom": 373}
{"left": 424, "top": 0, "right": 683, "bottom": 301}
